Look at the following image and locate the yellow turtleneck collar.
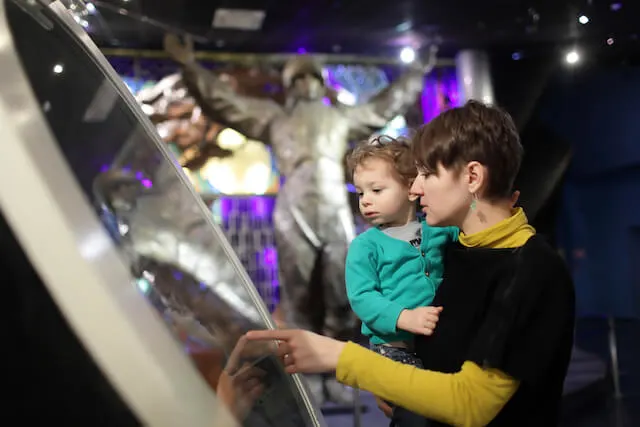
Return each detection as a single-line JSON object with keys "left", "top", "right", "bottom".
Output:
{"left": 458, "top": 207, "right": 536, "bottom": 249}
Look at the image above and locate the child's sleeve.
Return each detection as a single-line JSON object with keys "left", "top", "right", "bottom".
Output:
{"left": 346, "top": 237, "right": 406, "bottom": 335}
{"left": 449, "top": 226, "right": 460, "bottom": 243}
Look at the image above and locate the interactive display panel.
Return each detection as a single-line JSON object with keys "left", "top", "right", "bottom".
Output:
{"left": 3, "top": 1, "right": 323, "bottom": 425}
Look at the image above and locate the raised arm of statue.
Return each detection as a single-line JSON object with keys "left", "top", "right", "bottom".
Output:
{"left": 164, "top": 34, "right": 284, "bottom": 143}
{"left": 340, "top": 45, "right": 439, "bottom": 140}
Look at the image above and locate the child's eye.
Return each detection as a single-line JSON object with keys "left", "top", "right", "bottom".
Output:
{"left": 372, "top": 189, "right": 382, "bottom": 193}
{"left": 357, "top": 192, "right": 364, "bottom": 197}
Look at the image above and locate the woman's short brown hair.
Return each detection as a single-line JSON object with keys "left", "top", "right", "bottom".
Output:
{"left": 411, "top": 100, "right": 523, "bottom": 199}
{"left": 347, "top": 136, "right": 417, "bottom": 186}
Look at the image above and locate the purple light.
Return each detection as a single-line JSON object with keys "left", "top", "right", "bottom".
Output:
{"left": 324, "top": 68, "right": 342, "bottom": 90}
{"left": 219, "top": 198, "right": 233, "bottom": 219}
{"left": 262, "top": 246, "right": 278, "bottom": 266}
{"left": 421, "top": 68, "right": 460, "bottom": 123}
{"left": 251, "top": 197, "right": 269, "bottom": 218}
{"left": 297, "top": 47, "right": 307, "bottom": 54}
{"left": 322, "top": 97, "right": 331, "bottom": 106}
{"left": 135, "top": 171, "right": 144, "bottom": 179}
{"left": 611, "top": 3, "right": 622, "bottom": 12}
{"left": 141, "top": 179, "right": 153, "bottom": 188}
{"left": 100, "top": 164, "right": 110, "bottom": 173}
{"left": 271, "top": 279, "right": 279, "bottom": 289}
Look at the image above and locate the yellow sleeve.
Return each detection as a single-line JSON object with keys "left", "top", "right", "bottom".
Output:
{"left": 336, "top": 342, "right": 520, "bottom": 427}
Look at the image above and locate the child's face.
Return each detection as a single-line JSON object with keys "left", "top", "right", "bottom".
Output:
{"left": 353, "top": 158, "right": 413, "bottom": 227}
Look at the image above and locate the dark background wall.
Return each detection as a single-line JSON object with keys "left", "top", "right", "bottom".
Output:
{"left": 496, "top": 58, "right": 640, "bottom": 318}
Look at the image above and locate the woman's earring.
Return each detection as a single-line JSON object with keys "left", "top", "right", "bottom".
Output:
{"left": 470, "top": 193, "right": 478, "bottom": 211}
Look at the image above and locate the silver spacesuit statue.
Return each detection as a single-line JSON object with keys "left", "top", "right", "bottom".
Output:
{"left": 164, "top": 34, "right": 437, "bottom": 404}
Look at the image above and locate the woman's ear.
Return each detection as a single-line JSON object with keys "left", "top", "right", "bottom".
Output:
{"left": 466, "top": 161, "right": 488, "bottom": 195}
{"left": 510, "top": 190, "right": 521, "bottom": 207}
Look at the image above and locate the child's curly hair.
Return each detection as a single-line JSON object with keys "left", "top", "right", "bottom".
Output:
{"left": 346, "top": 135, "right": 417, "bottom": 186}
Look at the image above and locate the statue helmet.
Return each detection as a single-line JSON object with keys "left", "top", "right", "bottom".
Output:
{"left": 281, "top": 55, "right": 326, "bottom": 89}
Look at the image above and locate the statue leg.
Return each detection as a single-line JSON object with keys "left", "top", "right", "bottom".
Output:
{"left": 273, "top": 203, "right": 326, "bottom": 405}
{"left": 320, "top": 205, "right": 358, "bottom": 341}
{"left": 320, "top": 239, "right": 358, "bottom": 341}
{"left": 320, "top": 208, "right": 360, "bottom": 405}
{"left": 273, "top": 219, "right": 320, "bottom": 332}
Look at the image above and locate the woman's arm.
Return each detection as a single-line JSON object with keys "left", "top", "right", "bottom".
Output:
{"left": 246, "top": 329, "right": 518, "bottom": 427}
{"left": 337, "top": 342, "right": 519, "bottom": 427}
{"left": 244, "top": 330, "right": 517, "bottom": 426}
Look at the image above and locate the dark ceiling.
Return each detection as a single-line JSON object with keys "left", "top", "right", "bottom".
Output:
{"left": 83, "top": 0, "right": 639, "bottom": 60}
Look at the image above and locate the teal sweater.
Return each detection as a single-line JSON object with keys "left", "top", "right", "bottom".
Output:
{"left": 345, "top": 221, "right": 458, "bottom": 344}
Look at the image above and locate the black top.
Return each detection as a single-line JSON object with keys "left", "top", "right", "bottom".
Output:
{"left": 415, "top": 235, "right": 575, "bottom": 427}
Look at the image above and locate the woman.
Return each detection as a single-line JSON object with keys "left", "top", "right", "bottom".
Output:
{"left": 247, "top": 100, "right": 575, "bottom": 427}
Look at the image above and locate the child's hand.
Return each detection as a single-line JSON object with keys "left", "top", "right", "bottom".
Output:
{"left": 397, "top": 306, "right": 443, "bottom": 336}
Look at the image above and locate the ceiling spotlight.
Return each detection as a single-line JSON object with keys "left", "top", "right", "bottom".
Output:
{"left": 565, "top": 50, "right": 580, "bottom": 65}
{"left": 399, "top": 47, "right": 416, "bottom": 64}
{"left": 85, "top": 2, "right": 96, "bottom": 13}
{"left": 53, "top": 64, "right": 64, "bottom": 74}
{"left": 511, "top": 51, "right": 522, "bottom": 60}
{"left": 610, "top": 3, "right": 622, "bottom": 12}
{"left": 607, "top": 37, "right": 615, "bottom": 45}
{"left": 578, "top": 15, "right": 589, "bottom": 25}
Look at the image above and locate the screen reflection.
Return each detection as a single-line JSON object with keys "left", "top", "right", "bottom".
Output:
{"left": 5, "top": 1, "right": 321, "bottom": 425}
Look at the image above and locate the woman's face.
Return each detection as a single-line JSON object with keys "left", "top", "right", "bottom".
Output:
{"left": 410, "top": 164, "right": 472, "bottom": 227}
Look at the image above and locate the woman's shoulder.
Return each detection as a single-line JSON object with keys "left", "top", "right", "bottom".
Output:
{"left": 520, "top": 234, "right": 561, "bottom": 256}
{"left": 517, "top": 235, "right": 573, "bottom": 285}
{"left": 494, "top": 235, "right": 575, "bottom": 326}
{"left": 441, "top": 234, "right": 574, "bottom": 313}
{"left": 469, "top": 235, "right": 576, "bottom": 383}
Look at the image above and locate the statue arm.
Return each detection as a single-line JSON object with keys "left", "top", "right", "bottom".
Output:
{"left": 340, "top": 46, "right": 439, "bottom": 140}
{"left": 181, "top": 61, "right": 283, "bottom": 143}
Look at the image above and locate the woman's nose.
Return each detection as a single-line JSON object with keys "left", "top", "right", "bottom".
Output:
{"left": 409, "top": 178, "right": 423, "bottom": 196}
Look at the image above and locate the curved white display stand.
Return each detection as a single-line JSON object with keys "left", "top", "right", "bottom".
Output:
{"left": 0, "top": 1, "right": 324, "bottom": 426}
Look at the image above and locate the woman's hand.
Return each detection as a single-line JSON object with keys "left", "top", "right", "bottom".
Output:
{"left": 245, "top": 329, "right": 346, "bottom": 374}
